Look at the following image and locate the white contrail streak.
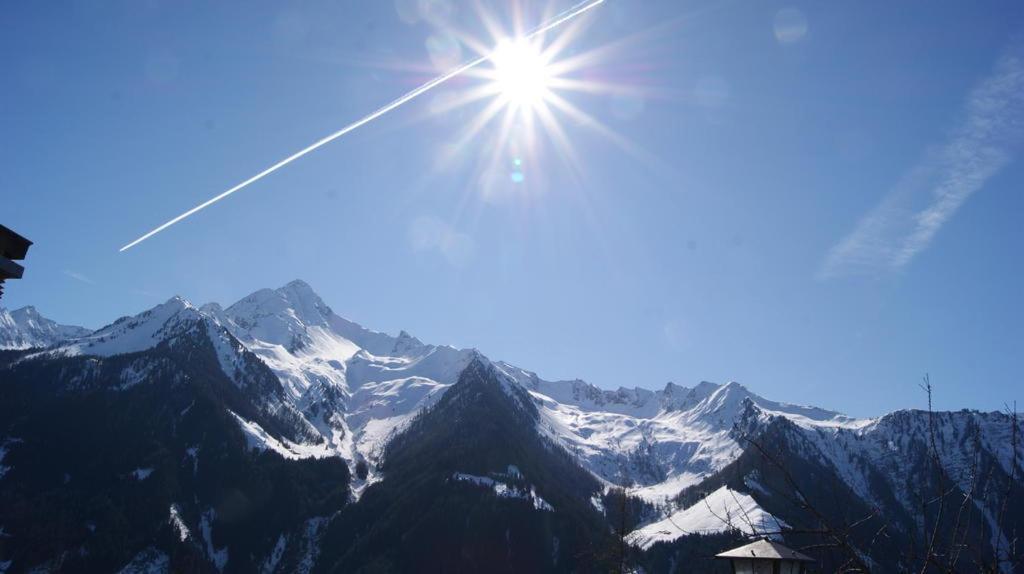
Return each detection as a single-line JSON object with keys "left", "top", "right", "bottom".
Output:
{"left": 119, "top": 0, "right": 606, "bottom": 252}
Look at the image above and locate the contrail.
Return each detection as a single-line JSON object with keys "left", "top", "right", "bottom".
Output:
{"left": 119, "top": 0, "right": 606, "bottom": 252}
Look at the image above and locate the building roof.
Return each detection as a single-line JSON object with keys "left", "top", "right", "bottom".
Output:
{"left": 0, "top": 257, "right": 24, "bottom": 280}
{"left": 715, "top": 539, "right": 814, "bottom": 562}
{"left": 0, "top": 225, "right": 32, "bottom": 260}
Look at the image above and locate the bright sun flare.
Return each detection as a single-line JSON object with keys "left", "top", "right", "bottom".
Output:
{"left": 491, "top": 39, "right": 552, "bottom": 108}
{"left": 417, "top": 1, "right": 636, "bottom": 198}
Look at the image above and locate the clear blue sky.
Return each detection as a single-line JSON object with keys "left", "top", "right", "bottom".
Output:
{"left": 3, "top": 1, "right": 1022, "bottom": 416}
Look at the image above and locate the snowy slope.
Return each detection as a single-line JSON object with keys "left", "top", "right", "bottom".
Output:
{"left": 627, "top": 486, "right": 787, "bottom": 550}
{"left": 0, "top": 306, "right": 91, "bottom": 349}
{"left": 208, "top": 280, "right": 475, "bottom": 486}
{"left": 495, "top": 360, "right": 870, "bottom": 504}
{"left": 791, "top": 407, "right": 1024, "bottom": 557}
{"left": 54, "top": 297, "right": 205, "bottom": 358}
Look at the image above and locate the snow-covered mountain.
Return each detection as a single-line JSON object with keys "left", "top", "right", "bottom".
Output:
{"left": 7, "top": 280, "right": 865, "bottom": 500}
{"left": 15, "top": 281, "right": 474, "bottom": 490}
{"left": 2, "top": 280, "right": 1021, "bottom": 573}
{"left": 496, "top": 364, "right": 869, "bottom": 504}
{"left": 206, "top": 280, "right": 475, "bottom": 487}
{"left": 0, "top": 306, "right": 91, "bottom": 349}
{"left": 2, "top": 281, "right": 1016, "bottom": 501}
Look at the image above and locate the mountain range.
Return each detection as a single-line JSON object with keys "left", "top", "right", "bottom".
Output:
{"left": 1, "top": 280, "right": 1020, "bottom": 573}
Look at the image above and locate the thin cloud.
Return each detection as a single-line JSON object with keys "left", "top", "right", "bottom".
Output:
{"left": 63, "top": 270, "right": 97, "bottom": 285}
{"left": 819, "top": 43, "right": 1024, "bottom": 279}
{"left": 409, "top": 215, "right": 476, "bottom": 267}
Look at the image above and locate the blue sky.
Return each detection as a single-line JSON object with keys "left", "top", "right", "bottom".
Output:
{"left": 3, "top": 0, "right": 1022, "bottom": 416}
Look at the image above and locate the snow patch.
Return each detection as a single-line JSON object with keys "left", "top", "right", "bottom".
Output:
{"left": 168, "top": 504, "right": 190, "bottom": 542}
{"left": 229, "top": 411, "right": 334, "bottom": 460}
{"left": 295, "top": 517, "right": 328, "bottom": 574}
{"left": 0, "top": 445, "right": 9, "bottom": 480}
{"left": 205, "top": 321, "right": 248, "bottom": 387}
{"left": 119, "top": 359, "right": 160, "bottom": 390}
{"left": 0, "top": 439, "right": 23, "bottom": 480}
{"left": 200, "top": 509, "right": 228, "bottom": 572}
{"left": 261, "top": 534, "right": 287, "bottom": 574}
{"left": 117, "top": 547, "right": 170, "bottom": 574}
{"left": 744, "top": 471, "right": 771, "bottom": 496}
{"left": 452, "top": 472, "right": 554, "bottom": 512}
{"left": 185, "top": 446, "right": 199, "bottom": 475}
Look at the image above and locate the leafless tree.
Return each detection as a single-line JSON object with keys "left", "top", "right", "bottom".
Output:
{"left": 739, "top": 434, "right": 875, "bottom": 572}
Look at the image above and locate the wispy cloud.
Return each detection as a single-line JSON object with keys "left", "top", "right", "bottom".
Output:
{"left": 819, "top": 43, "right": 1024, "bottom": 279}
{"left": 408, "top": 215, "right": 475, "bottom": 267}
{"left": 63, "top": 270, "right": 97, "bottom": 285}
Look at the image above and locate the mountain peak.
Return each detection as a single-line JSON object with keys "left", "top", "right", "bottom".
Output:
{"left": 282, "top": 278, "right": 315, "bottom": 292}
{"left": 199, "top": 302, "right": 224, "bottom": 314}
{"left": 390, "top": 329, "right": 425, "bottom": 355}
{"left": 720, "top": 380, "right": 749, "bottom": 393}
{"left": 35, "top": 296, "right": 206, "bottom": 358}
{"left": 0, "top": 305, "right": 92, "bottom": 350}
{"left": 277, "top": 279, "right": 322, "bottom": 303}
{"left": 277, "top": 279, "right": 324, "bottom": 304}
{"left": 448, "top": 354, "right": 537, "bottom": 417}
{"left": 693, "top": 380, "right": 719, "bottom": 392}
{"left": 9, "top": 306, "right": 43, "bottom": 324}
{"left": 229, "top": 280, "right": 324, "bottom": 320}
{"left": 163, "top": 295, "right": 194, "bottom": 310}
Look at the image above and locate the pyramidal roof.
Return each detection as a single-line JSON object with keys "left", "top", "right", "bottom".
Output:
{"left": 715, "top": 538, "right": 814, "bottom": 562}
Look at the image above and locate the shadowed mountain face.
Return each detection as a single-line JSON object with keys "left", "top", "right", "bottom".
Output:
{"left": 0, "top": 314, "right": 350, "bottom": 574}
{"left": 316, "top": 358, "right": 614, "bottom": 573}
{"left": 1, "top": 281, "right": 1021, "bottom": 573}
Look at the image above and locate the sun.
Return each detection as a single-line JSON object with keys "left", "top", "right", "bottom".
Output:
{"left": 489, "top": 39, "right": 552, "bottom": 109}
{"left": 411, "top": 0, "right": 650, "bottom": 199}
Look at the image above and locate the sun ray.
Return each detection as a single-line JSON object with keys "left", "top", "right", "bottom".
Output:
{"left": 545, "top": 77, "right": 646, "bottom": 96}
{"left": 544, "top": 91, "right": 668, "bottom": 173}
{"left": 538, "top": 7, "right": 593, "bottom": 62}
{"left": 445, "top": 97, "right": 509, "bottom": 163}
{"left": 426, "top": 84, "right": 498, "bottom": 117}
{"left": 534, "top": 100, "right": 585, "bottom": 183}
